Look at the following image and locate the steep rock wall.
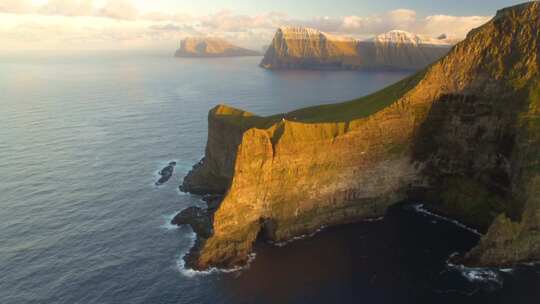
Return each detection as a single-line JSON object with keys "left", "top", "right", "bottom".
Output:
{"left": 260, "top": 27, "right": 451, "bottom": 70}
{"left": 181, "top": 2, "right": 540, "bottom": 269}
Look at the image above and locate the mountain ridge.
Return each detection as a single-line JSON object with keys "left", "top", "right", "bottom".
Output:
{"left": 260, "top": 27, "right": 452, "bottom": 70}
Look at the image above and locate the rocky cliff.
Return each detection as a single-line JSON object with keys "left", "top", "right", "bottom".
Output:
{"left": 260, "top": 27, "right": 451, "bottom": 70}
{"left": 175, "top": 37, "right": 260, "bottom": 57}
{"left": 180, "top": 2, "right": 540, "bottom": 270}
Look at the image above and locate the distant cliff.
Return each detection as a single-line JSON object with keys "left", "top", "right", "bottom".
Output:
{"left": 181, "top": 2, "right": 540, "bottom": 270}
{"left": 260, "top": 27, "right": 451, "bottom": 70}
{"left": 175, "top": 37, "right": 260, "bottom": 58}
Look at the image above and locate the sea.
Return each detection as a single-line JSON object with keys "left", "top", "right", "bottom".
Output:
{"left": 0, "top": 51, "right": 538, "bottom": 304}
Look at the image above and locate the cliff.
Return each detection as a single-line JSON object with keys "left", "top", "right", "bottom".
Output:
{"left": 180, "top": 2, "right": 540, "bottom": 270}
{"left": 260, "top": 27, "right": 451, "bottom": 70}
{"left": 174, "top": 37, "right": 260, "bottom": 58}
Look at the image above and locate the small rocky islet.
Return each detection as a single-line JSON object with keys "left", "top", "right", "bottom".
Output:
{"left": 155, "top": 162, "right": 176, "bottom": 186}
{"left": 173, "top": 2, "right": 540, "bottom": 271}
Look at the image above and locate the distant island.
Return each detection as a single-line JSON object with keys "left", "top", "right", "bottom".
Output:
{"left": 174, "top": 37, "right": 260, "bottom": 58}
{"left": 260, "top": 27, "right": 452, "bottom": 70}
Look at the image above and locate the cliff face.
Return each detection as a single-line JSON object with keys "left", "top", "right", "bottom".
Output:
{"left": 181, "top": 2, "right": 540, "bottom": 270}
{"left": 174, "top": 37, "right": 260, "bottom": 57}
{"left": 260, "top": 27, "right": 451, "bottom": 70}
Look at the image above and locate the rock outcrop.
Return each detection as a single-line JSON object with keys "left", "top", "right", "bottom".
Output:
{"left": 155, "top": 161, "right": 176, "bottom": 186}
{"left": 181, "top": 2, "right": 540, "bottom": 270}
{"left": 260, "top": 27, "right": 451, "bottom": 70}
{"left": 175, "top": 37, "right": 260, "bottom": 57}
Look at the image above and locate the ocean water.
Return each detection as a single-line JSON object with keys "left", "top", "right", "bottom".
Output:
{"left": 0, "top": 52, "right": 538, "bottom": 304}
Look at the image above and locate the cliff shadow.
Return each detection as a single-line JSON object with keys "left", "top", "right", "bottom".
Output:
{"left": 410, "top": 92, "right": 526, "bottom": 231}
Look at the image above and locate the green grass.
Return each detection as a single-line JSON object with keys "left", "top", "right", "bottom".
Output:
{"left": 285, "top": 70, "right": 425, "bottom": 123}
{"left": 213, "top": 70, "right": 426, "bottom": 130}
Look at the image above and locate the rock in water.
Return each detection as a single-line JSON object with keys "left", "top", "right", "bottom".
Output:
{"left": 174, "top": 37, "right": 260, "bottom": 58}
{"left": 171, "top": 207, "right": 213, "bottom": 238}
{"left": 155, "top": 162, "right": 176, "bottom": 186}
{"left": 260, "top": 27, "right": 452, "bottom": 70}
{"left": 182, "top": 2, "right": 540, "bottom": 270}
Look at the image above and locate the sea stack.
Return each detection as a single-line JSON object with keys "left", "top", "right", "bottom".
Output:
{"left": 181, "top": 2, "right": 540, "bottom": 270}
{"left": 260, "top": 27, "right": 452, "bottom": 70}
{"left": 175, "top": 37, "right": 260, "bottom": 58}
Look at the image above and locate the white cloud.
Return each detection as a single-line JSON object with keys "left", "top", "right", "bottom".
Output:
{"left": 387, "top": 9, "right": 417, "bottom": 29}
{"left": 98, "top": 0, "right": 137, "bottom": 20}
{"left": 0, "top": 3, "right": 493, "bottom": 51}
{"left": 0, "top": 0, "right": 35, "bottom": 14}
{"left": 301, "top": 9, "right": 490, "bottom": 41}
{"left": 421, "top": 15, "right": 491, "bottom": 39}
{"left": 39, "top": 0, "right": 94, "bottom": 17}
{"left": 199, "top": 10, "right": 288, "bottom": 32}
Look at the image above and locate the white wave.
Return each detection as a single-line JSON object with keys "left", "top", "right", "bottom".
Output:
{"left": 363, "top": 216, "right": 385, "bottom": 222}
{"left": 446, "top": 252, "right": 516, "bottom": 274}
{"left": 176, "top": 231, "right": 256, "bottom": 277}
{"left": 160, "top": 211, "right": 181, "bottom": 231}
{"left": 270, "top": 226, "right": 327, "bottom": 247}
{"left": 270, "top": 217, "right": 384, "bottom": 247}
{"left": 446, "top": 253, "right": 509, "bottom": 286}
{"left": 411, "top": 204, "right": 482, "bottom": 236}
{"left": 451, "top": 264, "right": 504, "bottom": 286}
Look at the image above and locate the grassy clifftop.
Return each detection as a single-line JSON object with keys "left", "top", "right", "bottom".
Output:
{"left": 212, "top": 69, "right": 426, "bottom": 133}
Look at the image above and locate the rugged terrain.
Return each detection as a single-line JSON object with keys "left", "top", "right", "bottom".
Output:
{"left": 174, "top": 37, "right": 260, "bottom": 57}
{"left": 260, "top": 27, "right": 451, "bottom": 70}
{"left": 180, "top": 2, "right": 540, "bottom": 270}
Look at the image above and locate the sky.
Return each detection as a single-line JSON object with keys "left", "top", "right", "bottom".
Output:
{"left": 0, "top": 0, "right": 527, "bottom": 51}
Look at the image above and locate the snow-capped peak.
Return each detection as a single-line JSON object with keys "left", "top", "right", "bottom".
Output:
{"left": 372, "top": 30, "right": 451, "bottom": 46}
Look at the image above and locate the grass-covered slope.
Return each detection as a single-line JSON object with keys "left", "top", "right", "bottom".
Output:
{"left": 213, "top": 70, "right": 426, "bottom": 132}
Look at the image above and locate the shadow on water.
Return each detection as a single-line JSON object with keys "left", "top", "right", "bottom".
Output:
{"left": 210, "top": 202, "right": 539, "bottom": 304}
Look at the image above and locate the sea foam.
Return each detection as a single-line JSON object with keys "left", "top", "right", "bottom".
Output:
{"left": 412, "top": 204, "right": 482, "bottom": 236}
{"left": 176, "top": 231, "right": 256, "bottom": 277}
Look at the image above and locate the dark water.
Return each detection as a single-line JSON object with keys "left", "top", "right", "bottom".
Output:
{"left": 0, "top": 52, "right": 538, "bottom": 304}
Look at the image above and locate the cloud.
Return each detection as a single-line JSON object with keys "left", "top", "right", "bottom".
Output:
{"left": 421, "top": 15, "right": 491, "bottom": 39}
{"left": 297, "top": 9, "right": 490, "bottom": 40}
{"left": 0, "top": 0, "right": 35, "bottom": 14}
{"left": 149, "top": 23, "right": 196, "bottom": 33}
{"left": 98, "top": 0, "right": 138, "bottom": 20}
{"left": 0, "top": 4, "right": 493, "bottom": 51}
{"left": 39, "top": 0, "right": 94, "bottom": 17}
{"left": 0, "top": 0, "right": 141, "bottom": 19}
{"left": 199, "top": 10, "right": 288, "bottom": 32}
{"left": 387, "top": 9, "right": 417, "bottom": 29}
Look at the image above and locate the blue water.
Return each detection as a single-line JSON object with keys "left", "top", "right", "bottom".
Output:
{"left": 0, "top": 52, "right": 538, "bottom": 304}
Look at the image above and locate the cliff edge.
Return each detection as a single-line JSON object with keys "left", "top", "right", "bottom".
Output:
{"left": 181, "top": 2, "right": 540, "bottom": 270}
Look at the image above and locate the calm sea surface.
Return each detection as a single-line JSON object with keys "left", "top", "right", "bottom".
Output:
{"left": 0, "top": 52, "right": 538, "bottom": 304}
